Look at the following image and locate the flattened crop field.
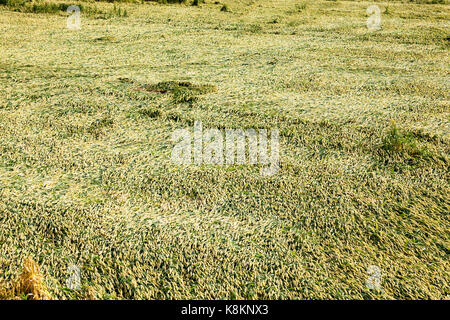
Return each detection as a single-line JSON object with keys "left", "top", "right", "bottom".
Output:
{"left": 0, "top": 0, "right": 449, "bottom": 299}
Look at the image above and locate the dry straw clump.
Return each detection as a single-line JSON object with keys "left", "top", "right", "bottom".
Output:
{"left": 15, "top": 257, "right": 50, "bottom": 300}
{"left": 0, "top": 257, "right": 50, "bottom": 300}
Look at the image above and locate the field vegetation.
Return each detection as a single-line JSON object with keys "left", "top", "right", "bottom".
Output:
{"left": 0, "top": 0, "right": 448, "bottom": 299}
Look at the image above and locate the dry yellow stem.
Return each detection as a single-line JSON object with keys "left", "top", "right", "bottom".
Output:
{"left": 14, "top": 257, "right": 49, "bottom": 300}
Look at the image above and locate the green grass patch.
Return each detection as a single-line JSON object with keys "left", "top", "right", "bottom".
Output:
{"left": 381, "top": 124, "right": 430, "bottom": 159}
{"left": 0, "top": 0, "right": 128, "bottom": 17}
{"left": 141, "top": 81, "right": 217, "bottom": 104}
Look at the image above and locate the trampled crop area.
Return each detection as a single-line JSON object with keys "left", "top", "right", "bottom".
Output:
{"left": 0, "top": 0, "right": 449, "bottom": 299}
